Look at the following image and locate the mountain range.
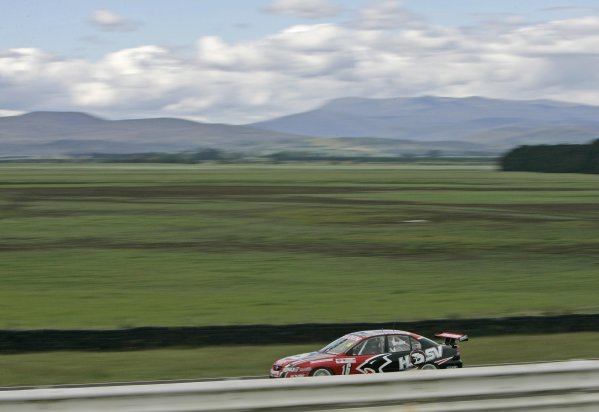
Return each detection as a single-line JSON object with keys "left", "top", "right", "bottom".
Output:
{"left": 0, "top": 111, "right": 305, "bottom": 156}
{"left": 252, "top": 96, "right": 599, "bottom": 148}
{"left": 2, "top": 96, "right": 599, "bottom": 157}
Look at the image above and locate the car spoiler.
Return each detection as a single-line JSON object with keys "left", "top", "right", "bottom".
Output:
{"left": 435, "top": 332, "right": 469, "bottom": 346}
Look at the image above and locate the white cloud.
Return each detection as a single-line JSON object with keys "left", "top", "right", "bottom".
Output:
{"left": 71, "top": 82, "right": 117, "bottom": 106}
{"left": 264, "top": 0, "right": 341, "bottom": 19}
{"left": 541, "top": 7, "right": 599, "bottom": 14}
{"left": 2, "top": 2, "right": 599, "bottom": 123}
{"left": 90, "top": 10, "right": 136, "bottom": 31}
{"left": 0, "top": 48, "right": 89, "bottom": 110}
{"left": 354, "top": 0, "right": 423, "bottom": 30}
{"left": 0, "top": 109, "right": 23, "bottom": 117}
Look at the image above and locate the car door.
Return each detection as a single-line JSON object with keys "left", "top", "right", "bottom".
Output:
{"left": 386, "top": 334, "right": 416, "bottom": 371}
{"left": 345, "top": 335, "right": 391, "bottom": 374}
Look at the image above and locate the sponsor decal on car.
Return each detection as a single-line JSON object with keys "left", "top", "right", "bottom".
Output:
{"left": 356, "top": 354, "right": 393, "bottom": 374}
{"left": 344, "top": 334, "right": 362, "bottom": 342}
{"left": 335, "top": 358, "right": 357, "bottom": 364}
{"left": 435, "top": 356, "right": 454, "bottom": 366}
{"left": 311, "top": 358, "right": 334, "bottom": 364}
{"left": 410, "top": 350, "right": 426, "bottom": 366}
{"left": 425, "top": 346, "right": 443, "bottom": 362}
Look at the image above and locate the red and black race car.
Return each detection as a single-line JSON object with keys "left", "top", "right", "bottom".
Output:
{"left": 270, "top": 329, "right": 468, "bottom": 378}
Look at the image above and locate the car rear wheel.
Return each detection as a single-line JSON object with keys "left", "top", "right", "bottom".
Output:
{"left": 420, "top": 364, "right": 437, "bottom": 370}
{"left": 310, "top": 368, "right": 333, "bottom": 377}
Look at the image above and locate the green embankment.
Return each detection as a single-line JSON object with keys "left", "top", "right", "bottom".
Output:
{"left": 1, "top": 164, "right": 599, "bottom": 328}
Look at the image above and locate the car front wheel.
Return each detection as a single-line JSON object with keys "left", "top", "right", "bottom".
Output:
{"left": 420, "top": 364, "right": 437, "bottom": 370}
{"left": 310, "top": 368, "right": 334, "bottom": 377}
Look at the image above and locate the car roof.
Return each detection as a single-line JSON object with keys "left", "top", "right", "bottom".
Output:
{"left": 346, "top": 329, "right": 423, "bottom": 339}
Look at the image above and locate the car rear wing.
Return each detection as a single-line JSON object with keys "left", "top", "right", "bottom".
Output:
{"left": 435, "top": 332, "right": 469, "bottom": 347}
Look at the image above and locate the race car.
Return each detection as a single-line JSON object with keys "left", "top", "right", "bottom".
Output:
{"left": 270, "top": 329, "right": 468, "bottom": 378}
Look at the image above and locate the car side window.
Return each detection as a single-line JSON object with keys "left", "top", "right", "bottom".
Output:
{"left": 409, "top": 336, "right": 422, "bottom": 350}
{"left": 388, "top": 335, "right": 411, "bottom": 352}
{"left": 352, "top": 336, "right": 386, "bottom": 355}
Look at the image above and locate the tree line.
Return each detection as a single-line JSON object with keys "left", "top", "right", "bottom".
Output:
{"left": 87, "top": 148, "right": 232, "bottom": 163}
{"left": 501, "top": 140, "right": 599, "bottom": 173}
{"left": 74, "top": 150, "right": 493, "bottom": 164}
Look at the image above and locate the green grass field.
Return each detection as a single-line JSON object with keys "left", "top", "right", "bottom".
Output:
{"left": 1, "top": 332, "right": 598, "bottom": 387}
{"left": 1, "top": 163, "right": 599, "bottom": 329}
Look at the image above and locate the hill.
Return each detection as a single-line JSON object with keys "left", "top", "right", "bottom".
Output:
{"left": 0, "top": 110, "right": 493, "bottom": 157}
{"left": 0, "top": 112, "right": 305, "bottom": 156}
{"left": 251, "top": 96, "right": 599, "bottom": 149}
{"left": 4, "top": 96, "right": 599, "bottom": 157}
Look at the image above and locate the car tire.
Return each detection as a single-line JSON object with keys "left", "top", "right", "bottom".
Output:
{"left": 420, "top": 364, "right": 437, "bottom": 370}
{"left": 310, "top": 368, "right": 334, "bottom": 377}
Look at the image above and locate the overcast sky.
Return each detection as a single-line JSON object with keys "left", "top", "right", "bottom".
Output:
{"left": 1, "top": 0, "right": 599, "bottom": 123}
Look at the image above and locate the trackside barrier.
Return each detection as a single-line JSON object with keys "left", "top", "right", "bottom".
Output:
{"left": 1, "top": 360, "right": 598, "bottom": 411}
{"left": 4, "top": 313, "right": 599, "bottom": 352}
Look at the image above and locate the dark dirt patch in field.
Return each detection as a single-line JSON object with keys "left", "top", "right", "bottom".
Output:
{"left": 5, "top": 184, "right": 593, "bottom": 202}
{"left": 243, "top": 195, "right": 419, "bottom": 206}
{"left": 495, "top": 203, "right": 599, "bottom": 214}
{"left": 421, "top": 203, "right": 599, "bottom": 222}
{"left": 380, "top": 187, "right": 594, "bottom": 192}
{"left": 505, "top": 187, "right": 593, "bottom": 192}
{"left": 0, "top": 237, "right": 458, "bottom": 257}
{"left": 240, "top": 196, "right": 599, "bottom": 222}
{"left": 0, "top": 186, "right": 392, "bottom": 216}
{"left": 3, "top": 185, "right": 383, "bottom": 200}
{"left": 246, "top": 195, "right": 599, "bottom": 210}
{"left": 442, "top": 203, "right": 599, "bottom": 222}
{"left": 358, "top": 212, "right": 565, "bottom": 225}
{"left": 3, "top": 237, "right": 599, "bottom": 259}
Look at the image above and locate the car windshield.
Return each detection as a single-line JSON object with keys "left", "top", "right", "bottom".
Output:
{"left": 319, "top": 336, "right": 359, "bottom": 354}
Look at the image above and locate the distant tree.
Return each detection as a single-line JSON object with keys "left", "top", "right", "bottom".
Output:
{"left": 191, "top": 148, "right": 223, "bottom": 161}
{"left": 501, "top": 140, "right": 599, "bottom": 174}
{"left": 427, "top": 150, "right": 442, "bottom": 159}
{"left": 584, "top": 139, "right": 599, "bottom": 173}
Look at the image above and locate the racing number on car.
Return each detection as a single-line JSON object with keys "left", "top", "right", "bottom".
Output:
{"left": 335, "top": 357, "right": 357, "bottom": 375}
